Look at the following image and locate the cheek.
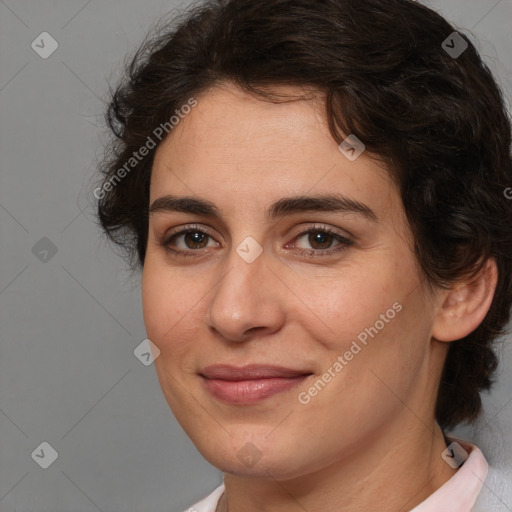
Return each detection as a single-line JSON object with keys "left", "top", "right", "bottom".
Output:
{"left": 142, "top": 265, "right": 164, "bottom": 340}
{"left": 142, "top": 263, "right": 180, "bottom": 346}
{"left": 141, "top": 260, "right": 206, "bottom": 365}
{"left": 297, "top": 267, "right": 400, "bottom": 351}
{"left": 299, "top": 257, "right": 430, "bottom": 387}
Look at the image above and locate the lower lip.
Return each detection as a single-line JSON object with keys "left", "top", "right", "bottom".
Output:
{"left": 202, "top": 375, "right": 310, "bottom": 404}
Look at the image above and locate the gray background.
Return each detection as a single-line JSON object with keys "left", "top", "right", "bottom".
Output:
{"left": 0, "top": 1, "right": 511, "bottom": 511}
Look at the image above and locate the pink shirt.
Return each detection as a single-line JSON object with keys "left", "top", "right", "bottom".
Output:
{"left": 184, "top": 438, "right": 488, "bottom": 512}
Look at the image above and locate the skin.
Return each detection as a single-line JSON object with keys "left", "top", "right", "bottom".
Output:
{"left": 141, "top": 81, "right": 498, "bottom": 512}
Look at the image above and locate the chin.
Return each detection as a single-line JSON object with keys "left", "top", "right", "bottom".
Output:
{"left": 195, "top": 432, "right": 315, "bottom": 481}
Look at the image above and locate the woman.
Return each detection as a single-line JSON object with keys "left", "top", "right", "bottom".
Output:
{"left": 95, "top": 0, "right": 512, "bottom": 510}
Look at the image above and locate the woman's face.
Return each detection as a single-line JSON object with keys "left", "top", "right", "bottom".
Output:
{"left": 141, "top": 82, "right": 447, "bottom": 480}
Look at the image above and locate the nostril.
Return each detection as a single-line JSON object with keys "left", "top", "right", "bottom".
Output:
{"left": 244, "top": 326, "right": 263, "bottom": 335}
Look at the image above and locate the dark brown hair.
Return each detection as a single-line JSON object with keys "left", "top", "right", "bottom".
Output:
{"left": 95, "top": 0, "right": 512, "bottom": 430}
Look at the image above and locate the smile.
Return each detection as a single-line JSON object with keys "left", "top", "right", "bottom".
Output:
{"left": 199, "top": 364, "right": 313, "bottom": 404}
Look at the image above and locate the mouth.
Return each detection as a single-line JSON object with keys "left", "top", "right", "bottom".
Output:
{"left": 199, "top": 364, "right": 313, "bottom": 404}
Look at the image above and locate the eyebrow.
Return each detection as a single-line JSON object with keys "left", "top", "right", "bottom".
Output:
{"left": 148, "top": 193, "right": 379, "bottom": 223}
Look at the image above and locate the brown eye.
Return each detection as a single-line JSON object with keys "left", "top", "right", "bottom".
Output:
{"left": 160, "top": 226, "right": 219, "bottom": 257}
{"left": 305, "top": 230, "right": 336, "bottom": 250}
{"left": 291, "top": 226, "right": 353, "bottom": 256}
{"left": 181, "top": 231, "right": 209, "bottom": 249}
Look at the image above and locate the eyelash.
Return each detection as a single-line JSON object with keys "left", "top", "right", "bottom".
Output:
{"left": 159, "top": 224, "right": 353, "bottom": 259}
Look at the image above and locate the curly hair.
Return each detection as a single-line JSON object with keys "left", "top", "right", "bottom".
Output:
{"left": 95, "top": 0, "right": 512, "bottom": 430}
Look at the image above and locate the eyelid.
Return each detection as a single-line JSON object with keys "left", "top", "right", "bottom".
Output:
{"left": 161, "top": 223, "right": 220, "bottom": 250}
{"left": 164, "top": 223, "right": 215, "bottom": 238}
{"left": 288, "top": 223, "right": 353, "bottom": 242}
{"left": 285, "top": 224, "right": 353, "bottom": 257}
{"left": 162, "top": 222, "right": 351, "bottom": 241}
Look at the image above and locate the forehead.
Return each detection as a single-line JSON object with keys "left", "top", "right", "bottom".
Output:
{"left": 156, "top": 83, "right": 328, "bottom": 163}
{"left": 150, "top": 83, "right": 396, "bottom": 217}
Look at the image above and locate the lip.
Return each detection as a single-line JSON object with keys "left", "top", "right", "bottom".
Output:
{"left": 199, "top": 364, "right": 312, "bottom": 404}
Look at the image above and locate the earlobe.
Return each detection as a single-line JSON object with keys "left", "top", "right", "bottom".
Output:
{"left": 431, "top": 257, "right": 498, "bottom": 342}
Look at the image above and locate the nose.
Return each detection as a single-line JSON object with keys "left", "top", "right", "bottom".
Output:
{"left": 205, "top": 247, "right": 285, "bottom": 343}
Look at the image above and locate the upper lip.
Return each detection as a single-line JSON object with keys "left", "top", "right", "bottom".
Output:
{"left": 199, "top": 364, "right": 312, "bottom": 381}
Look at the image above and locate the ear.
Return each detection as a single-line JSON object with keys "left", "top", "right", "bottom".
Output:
{"left": 432, "top": 257, "right": 498, "bottom": 342}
